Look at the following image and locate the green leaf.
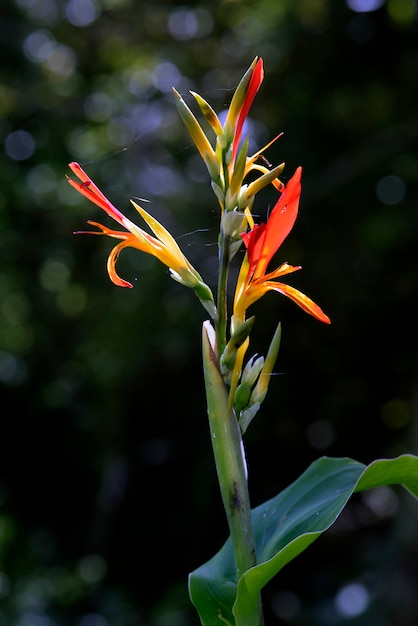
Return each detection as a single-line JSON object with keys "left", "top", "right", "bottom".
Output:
{"left": 189, "top": 454, "right": 418, "bottom": 626}
{"left": 354, "top": 454, "right": 418, "bottom": 498}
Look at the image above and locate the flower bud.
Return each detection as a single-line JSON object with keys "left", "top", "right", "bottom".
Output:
{"left": 193, "top": 282, "right": 218, "bottom": 321}
{"left": 211, "top": 180, "right": 225, "bottom": 207}
{"left": 234, "top": 355, "right": 264, "bottom": 431}
{"left": 221, "top": 210, "right": 246, "bottom": 238}
{"left": 234, "top": 382, "right": 252, "bottom": 415}
{"left": 241, "top": 354, "right": 264, "bottom": 387}
{"left": 239, "top": 402, "right": 261, "bottom": 434}
{"left": 221, "top": 316, "right": 255, "bottom": 371}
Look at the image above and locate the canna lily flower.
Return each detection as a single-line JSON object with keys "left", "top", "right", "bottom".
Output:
{"left": 233, "top": 166, "right": 330, "bottom": 325}
{"left": 66, "top": 162, "right": 216, "bottom": 318}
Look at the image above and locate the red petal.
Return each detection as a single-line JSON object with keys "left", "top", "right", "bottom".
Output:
{"left": 67, "top": 162, "right": 127, "bottom": 228}
{"left": 232, "top": 58, "right": 264, "bottom": 161}
{"left": 256, "top": 167, "right": 302, "bottom": 276}
{"left": 241, "top": 222, "right": 266, "bottom": 278}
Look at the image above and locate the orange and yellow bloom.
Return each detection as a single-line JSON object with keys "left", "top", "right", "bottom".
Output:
{"left": 66, "top": 162, "right": 216, "bottom": 317}
{"left": 233, "top": 167, "right": 330, "bottom": 325}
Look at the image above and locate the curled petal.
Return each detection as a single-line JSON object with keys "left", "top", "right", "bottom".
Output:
{"left": 106, "top": 241, "right": 135, "bottom": 288}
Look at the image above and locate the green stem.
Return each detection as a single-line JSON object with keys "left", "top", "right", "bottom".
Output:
{"left": 216, "top": 231, "right": 230, "bottom": 359}
{"left": 202, "top": 324, "right": 264, "bottom": 626}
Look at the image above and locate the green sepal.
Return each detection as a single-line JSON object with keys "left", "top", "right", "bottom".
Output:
{"left": 234, "top": 383, "right": 252, "bottom": 414}
{"left": 229, "top": 138, "right": 249, "bottom": 197}
{"left": 221, "top": 317, "right": 255, "bottom": 374}
{"left": 193, "top": 283, "right": 218, "bottom": 321}
{"left": 228, "top": 238, "right": 244, "bottom": 261}
{"left": 238, "top": 402, "right": 260, "bottom": 435}
{"left": 250, "top": 322, "right": 281, "bottom": 405}
{"left": 211, "top": 180, "right": 225, "bottom": 209}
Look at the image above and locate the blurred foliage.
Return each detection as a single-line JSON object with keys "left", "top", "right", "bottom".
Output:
{"left": 0, "top": 0, "right": 417, "bottom": 624}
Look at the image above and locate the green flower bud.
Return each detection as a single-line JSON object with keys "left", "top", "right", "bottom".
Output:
{"left": 239, "top": 402, "right": 261, "bottom": 434}
{"left": 241, "top": 355, "right": 264, "bottom": 387}
{"left": 225, "top": 187, "right": 238, "bottom": 212}
{"left": 211, "top": 180, "right": 225, "bottom": 207}
{"left": 193, "top": 282, "right": 218, "bottom": 321}
{"left": 234, "top": 382, "right": 252, "bottom": 414}
{"left": 220, "top": 316, "right": 255, "bottom": 377}
{"left": 221, "top": 210, "right": 246, "bottom": 238}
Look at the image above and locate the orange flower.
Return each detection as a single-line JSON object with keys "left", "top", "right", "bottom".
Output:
{"left": 233, "top": 167, "right": 330, "bottom": 324}
{"left": 66, "top": 162, "right": 216, "bottom": 316}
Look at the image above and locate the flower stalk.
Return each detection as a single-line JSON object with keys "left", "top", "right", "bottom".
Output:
{"left": 202, "top": 322, "right": 264, "bottom": 626}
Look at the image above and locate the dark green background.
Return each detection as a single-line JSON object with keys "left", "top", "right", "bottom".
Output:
{"left": 1, "top": 0, "right": 417, "bottom": 624}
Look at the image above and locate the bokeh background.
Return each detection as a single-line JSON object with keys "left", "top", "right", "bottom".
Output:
{"left": 1, "top": 0, "right": 417, "bottom": 624}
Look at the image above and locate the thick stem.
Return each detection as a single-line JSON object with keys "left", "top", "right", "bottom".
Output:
{"left": 202, "top": 324, "right": 264, "bottom": 626}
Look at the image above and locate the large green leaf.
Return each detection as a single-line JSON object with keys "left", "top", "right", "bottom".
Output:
{"left": 189, "top": 454, "right": 418, "bottom": 626}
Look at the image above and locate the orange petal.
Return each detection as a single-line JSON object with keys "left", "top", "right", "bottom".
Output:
{"left": 106, "top": 241, "right": 134, "bottom": 288}
{"left": 256, "top": 167, "right": 302, "bottom": 276}
{"left": 261, "top": 262, "right": 302, "bottom": 282}
{"left": 74, "top": 220, "right": 131, "bottom": 240}
{"left": 262, "top": 281, "right": 331, "bottom": 324}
